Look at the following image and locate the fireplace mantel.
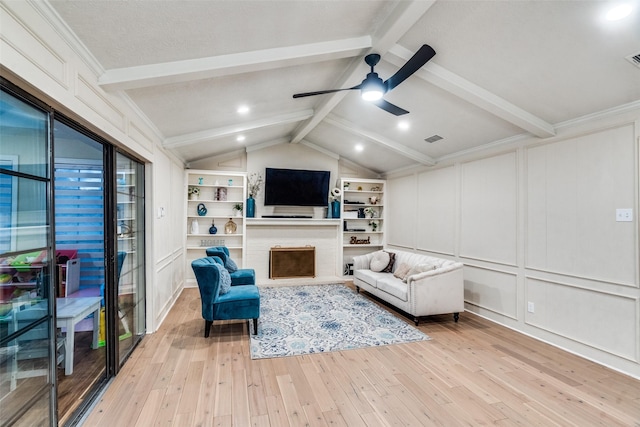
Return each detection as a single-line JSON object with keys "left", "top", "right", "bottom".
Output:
{"left": 246, "top": 218, "right": 340, "bottom": 227}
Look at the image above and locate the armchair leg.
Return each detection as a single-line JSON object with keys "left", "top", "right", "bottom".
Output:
{"left": 204, "top": 320, "right": 213, "bottom": 338}
{"left": 253, "top": 318, "right": 258, "bottom": 335}
{"left": 453, "top": 312, "right": 460, "bottom": 323}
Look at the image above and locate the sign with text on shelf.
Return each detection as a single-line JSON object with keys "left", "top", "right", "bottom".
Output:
{"left": 350, "top": 236, "right": 371, "bottom": 245}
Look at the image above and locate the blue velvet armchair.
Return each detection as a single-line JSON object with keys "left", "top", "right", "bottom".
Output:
{"left": 205, "top": 246, "right": 256, "bottom": 286}
{"left": 191, "top": 256, "right": 260, "bottom": 337}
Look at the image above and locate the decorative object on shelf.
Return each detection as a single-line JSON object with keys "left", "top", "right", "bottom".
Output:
{"left": 369, "top": 196, "right": 378, "bottom": 205}
{"left": 233, "top": 203, "right": 243, "bottom": 217}
{"left": 370, "top": 186, "right": 382, "bottom": 191}
{"left": 214, "top": 180, "right": 220, "bottom": 186}
{"left": 358, "top": 207, "right": 366, "bottom": 218}
{"left": 224, "top": 218, "right": 237, "bottom": 234}
{"left": 198, "top": 177, "right": 203, "bottom": 185}
{"left": 188, "top": 186, "right": 200, "bottom": 200}
{"left": 344, "top": 182, "right": 350, "bottom": 190}
{"left": 200, "top": 238, "right": 225, "bottom": 247}
{"left": 350, "top": 236, "right": 371, "bottom": 244}
{"left": 330, "top": 187, "right": 342, "bottom": 219}
{"left": 197, "top": 203, "right": 207, "bottom": 216}
{"left": 246, "top": 196, "right": 255, "bottom": 218}
{"left": 209, "top": 220, "right": 217, "bottom": 235}
{"left": 364, "top": 207, "right": 377, "bottom": 218}
{"left": 190, "top": 219, "right": 199, "bottom": 235}
{"left": 369, "top": 220, "right": 379, "bottom": 232}
{"left": 357, "top": 186, "right": 363, "bottom": 191}
{"left": 228, "top": 178, "right": 233, "bottom": 186}
{"left": 216, "top": 187, "right": 227, "bottom": 201}
{"left": 247, "top": 172, "right": 263, "bottom": 218}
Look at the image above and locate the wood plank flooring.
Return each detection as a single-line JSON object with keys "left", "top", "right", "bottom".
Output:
{"left": 82, "top": 286, "right": 640, "bottom": 426}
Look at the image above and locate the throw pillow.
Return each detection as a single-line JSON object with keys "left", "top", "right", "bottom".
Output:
{"left": 393, "top": 262, "right": 412, "bottom": 280}
{"left": 404, "top": 262, "right": 438, "bottom": 282}
{"left": 370, "top": 251, "right": 391, "bottom": 272}
{"left": 214, "top": 262, "right": 232, "bottom": 295}
{"left": 381, "top": 251, "right": 396, "bottom": 273}
{"left": 225, "top": 256, "right": 238, "bottom": 273}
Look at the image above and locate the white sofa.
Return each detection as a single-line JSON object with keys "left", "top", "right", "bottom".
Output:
{"left": 352, "top": 249, "right": 464, "bottom": 325}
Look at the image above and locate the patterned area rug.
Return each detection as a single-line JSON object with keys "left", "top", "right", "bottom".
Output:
{"left": 250, "top": 284, "right": 430, "bottom": 359}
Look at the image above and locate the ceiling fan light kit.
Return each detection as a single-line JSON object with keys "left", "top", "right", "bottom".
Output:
{"left": 293, "top": 44, "right": 436, "bottom": 116}
{"left": 361, "top": 73, "right": 385, "bottom": 101}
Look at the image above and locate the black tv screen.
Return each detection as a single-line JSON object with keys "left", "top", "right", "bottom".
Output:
{"left": 264, "top": 168, "right": 330, "bottom": 206}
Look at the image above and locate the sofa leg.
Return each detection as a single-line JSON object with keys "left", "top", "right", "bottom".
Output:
{"left": 453, "top": 312, "right": 460, "bottom": 323}
{"left": 414, "top": 317, "right": 419, "bottom": 326}
{"left": 356, "top": 286, "right": 360, "bottom": 293}
{"left": 253, "top": 318, "right": 258, "bottom": 335}
{"left": 204, "top": 320, "right": 213, "bottom": 338}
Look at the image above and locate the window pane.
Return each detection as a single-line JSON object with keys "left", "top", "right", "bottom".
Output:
{"left": 0, "top": 89, "right": 49, "bottom": 178}
{"left": 0, "top": 175, "right": 48, "bottom": 253}
{"left": 116, "top": 153, "right": 145, "bottom": 363}
{"left": 0, "top": 314, "right": 53, "bottom": 425}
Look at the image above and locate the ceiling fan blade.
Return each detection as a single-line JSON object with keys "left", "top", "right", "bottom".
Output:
{"left": 384, "top": 44, "right": 436, "bottom": 92}
{"left": 373, "top": 99, "right": 409, "bottom": 116}
{"left": 293, "top": 85, "right": 360, "bottom": 98}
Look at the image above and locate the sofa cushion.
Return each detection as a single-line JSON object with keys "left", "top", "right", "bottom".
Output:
{"left": 393, "top": 262, "right": 412, "bottom": 281}
{"left": 377, "top": 276, "right": 408, "bottom": 302}
{"left": 381, "top": 251, "right": 396, "bottom": 273}
{"left": 354, "top": 269, "right": 388, "bottom": 289}
{"left": 370, "top": 251, "right": 391, "bottom": 272}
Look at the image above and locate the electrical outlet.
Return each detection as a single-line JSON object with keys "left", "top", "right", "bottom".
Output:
{"left": 527, "top": 301, "right": 535, "bottom": 313}
{"left": 616, "top": 209, "right": 633, "bottom": 222}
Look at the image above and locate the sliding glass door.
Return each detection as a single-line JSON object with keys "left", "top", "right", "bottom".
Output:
{"left": 1, "top": 79, "right": 146, "bottom": 425}
{"left": 115, "top": 152, "right": 145, "bottom": 364}
{"left": 0, "top": 85, "right": 55, "bottom": 425}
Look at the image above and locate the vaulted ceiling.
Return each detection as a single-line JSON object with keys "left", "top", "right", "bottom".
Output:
{"left": 48, "top": 0, "right": 640, "bottom": 174}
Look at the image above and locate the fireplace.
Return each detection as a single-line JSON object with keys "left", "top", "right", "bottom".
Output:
{"left": 269, "top": 246, "right": 315, "bottom": 279}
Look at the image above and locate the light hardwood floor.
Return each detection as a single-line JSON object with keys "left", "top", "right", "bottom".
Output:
{"left": 82, "top": 286, "right": 640, "bottom": 426}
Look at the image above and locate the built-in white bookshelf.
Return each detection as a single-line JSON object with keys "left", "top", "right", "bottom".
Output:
{"left": 185, "top": 170, "right": 246, "bottom": 286}
{"left": 339, "top": 178, "right": 385, "bottom": 277}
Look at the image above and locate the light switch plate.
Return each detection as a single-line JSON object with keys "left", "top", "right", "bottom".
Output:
{"left": 616, "top": 209, "right": 633, "bottom": 222}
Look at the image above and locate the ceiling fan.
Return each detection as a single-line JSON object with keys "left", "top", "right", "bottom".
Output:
{"left": 293, "top": 44, "right": 436, "bottom": 116}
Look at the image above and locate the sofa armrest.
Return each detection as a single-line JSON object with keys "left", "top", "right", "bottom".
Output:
{"left": 407, "top": 264, "right": 465, "bottom": 315}
{"left": 406, "top": 262, "right": 463, "bottom": 284}
{"left": 352, "top": 252, "right": 376, "bottom": 270}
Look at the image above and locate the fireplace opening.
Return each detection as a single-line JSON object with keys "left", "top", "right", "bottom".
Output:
{"left": 269, "top": 246, "right": 315, "bottom": 279}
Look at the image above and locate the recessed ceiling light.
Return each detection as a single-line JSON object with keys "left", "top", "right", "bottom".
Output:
{"left": 236, "top": 135, "right": 246, "bottom": 142}
{"left": 237, "top": 105, "right": 250, "bottom": 114}
{"left": 398, "top": 121, "right": 410, "bottom": 131}
{"left": 355, "top": 144, "right": 364, "bottom": 152}
{"left": 606, "top": 3, "right": 632, "bottom": 20}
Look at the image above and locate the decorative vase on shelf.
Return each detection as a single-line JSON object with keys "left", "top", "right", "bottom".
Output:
{"left": 190, "top": 219, "right": 199, "bottom": 235}
{"left": 225, "top": 218, "right": 237, "bottom": 234}
{"left": 246, "top": 196, "right": 255, "bottom": 218}
{"left": 197, "top": 203, "right": 207, "bottom": 216}
{"left": 209, "top": 220, "right": 217, "bottom": 235}
{"left": 331, "top": 200, "right": 340, "bottom": 219}
{"left": 327, "top": 202, "right": 333, "bottom": 219}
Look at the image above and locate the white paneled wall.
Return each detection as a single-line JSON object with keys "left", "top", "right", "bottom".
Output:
{"left": 460, "top": 152, "right": 518, "bottom": 265}
{"left": 387, "top": 119, "right": 640, "bottom": 378}
{"left": 386, "top": 175, "right": 417, "bottom": 248}
{"left": 526, "top": 124, "right": 636, "bottom": 285}
{"left": 417, "top": 165, "right": 456, "bottom": 255}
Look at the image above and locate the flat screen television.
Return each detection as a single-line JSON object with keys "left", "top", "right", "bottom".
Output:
{"left": 264, "top": 167, "right": 330, "bottom": 206}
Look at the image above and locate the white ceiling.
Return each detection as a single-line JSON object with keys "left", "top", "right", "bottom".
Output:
{"left": 48, "top": 0, "right": 640, "bottom": 174}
